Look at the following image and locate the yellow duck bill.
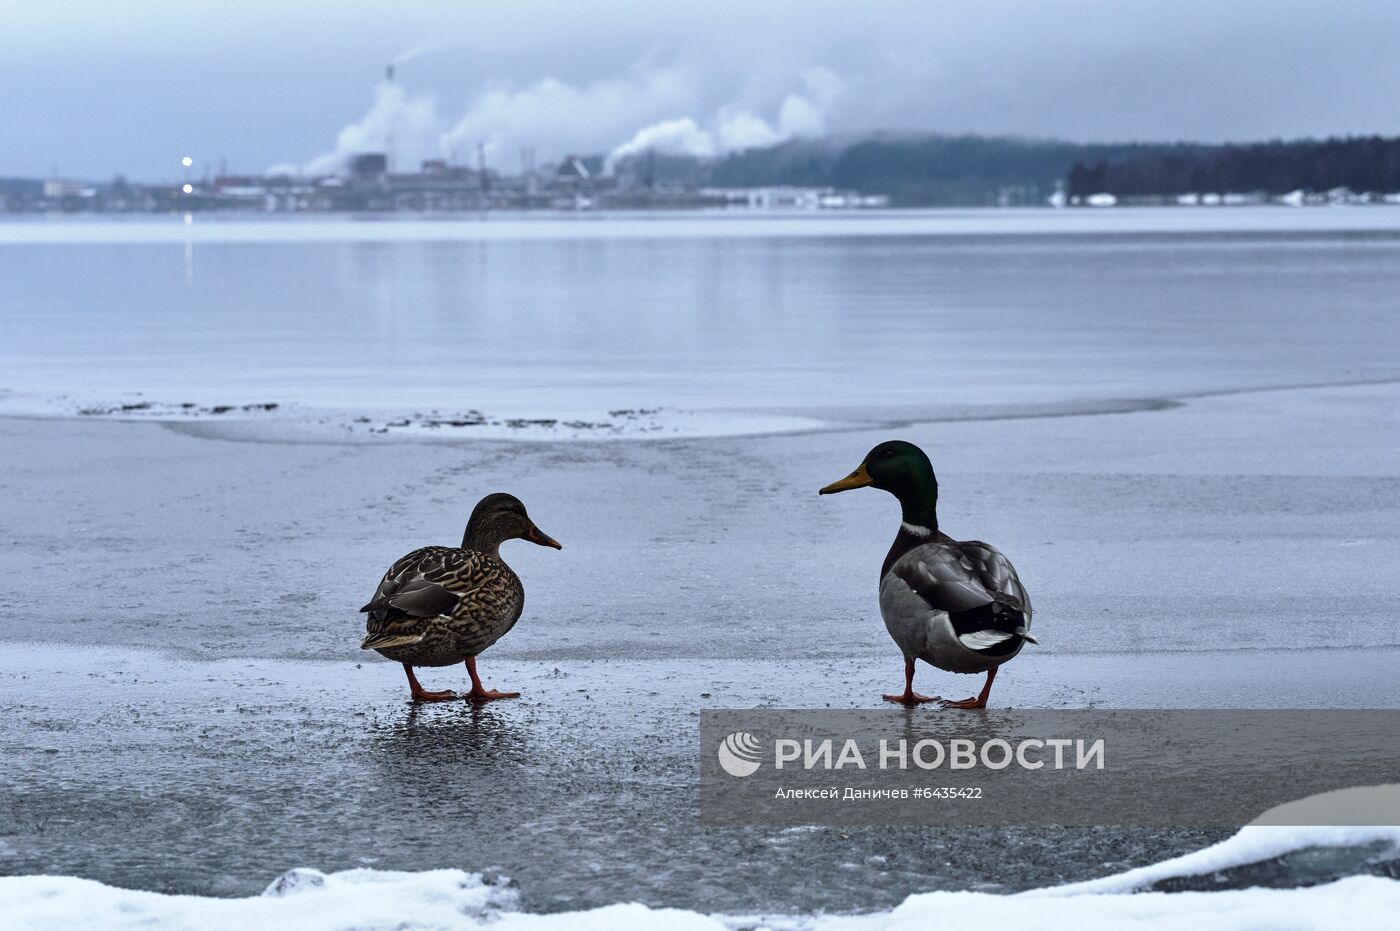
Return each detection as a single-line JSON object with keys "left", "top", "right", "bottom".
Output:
{"left": 819, "top": 463, "right": 874, "bottom": 495}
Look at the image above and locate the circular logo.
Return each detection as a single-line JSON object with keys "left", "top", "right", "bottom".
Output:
{"left": 717, "top": 731, "right": 763, "bottom": 777}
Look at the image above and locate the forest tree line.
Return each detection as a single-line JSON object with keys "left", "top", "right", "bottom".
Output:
{"left": 1065, "top": 136, "right": 1400, "bottom": 198}
{"left": 614, "top": 133, "right": 1400, "bottom": 206}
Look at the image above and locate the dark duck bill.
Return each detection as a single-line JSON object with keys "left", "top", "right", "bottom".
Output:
{"left": 523, "top": 524, "right": 563, "bottom": 549}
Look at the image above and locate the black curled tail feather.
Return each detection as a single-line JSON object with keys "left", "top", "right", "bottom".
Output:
{"left": 950, "top": 601, "right": 1033, "bottom": 656}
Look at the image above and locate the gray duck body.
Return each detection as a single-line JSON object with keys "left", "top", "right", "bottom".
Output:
{"left": 878, "top": 530, "right": 1033, "bottom": 676}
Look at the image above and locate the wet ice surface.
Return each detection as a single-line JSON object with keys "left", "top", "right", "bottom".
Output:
{"left": 3, "top": 212, "right": 1399, "bottom": 915}
{"left": 3, "top": 382, "right": 1395, "bottom": 664}
{"left": 7, "top": 642, "right": 1395, "bottom": 914}
{"left": 1, "top": 382, "right": 1398, "bottom": 913}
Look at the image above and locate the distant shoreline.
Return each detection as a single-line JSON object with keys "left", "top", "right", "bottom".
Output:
{"left": 7, "top": 204, "right": 1400, "bottom": 247}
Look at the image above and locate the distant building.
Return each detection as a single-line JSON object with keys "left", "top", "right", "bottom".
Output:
{"left": 552, "top": 156, "right": 594, "bottom": 201}
{"left": 348, "top": 153, "right": 388, "bottom": 180}
{"left": 43, "top": 179, "right": 91, "bottom": 198}
{"left": 556, "top": 156, "right": 592, "bottom": 182}
{"left": 3, "top": 148, "right": 887, "bottom": 215}
{"left": 703, "top": 186, "right": 888, "bottom": 210}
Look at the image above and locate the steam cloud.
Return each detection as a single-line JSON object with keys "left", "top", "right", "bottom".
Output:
{"left": 302, "top": 81, "right": 443, "bottom": 176}
{"left": 439, "top": 65, "right": 693, "bottom": 167}
{"left": 608, "top": 67, "right": 842, "bottom": 166}
{"left": 295, "top": 59, "right": 842, "bottom": 176}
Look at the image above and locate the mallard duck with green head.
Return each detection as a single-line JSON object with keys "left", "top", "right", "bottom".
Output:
{"left": 821, "top": 440, "right": 1036, "bottom": 708}
{"left": 360, "top": 493, "right": 561, "bottom": 703}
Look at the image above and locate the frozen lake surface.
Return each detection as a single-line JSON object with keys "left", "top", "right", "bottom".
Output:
{"left": 1, "top": 211, "right": 1398, "bottom": 922}
{"left": 1, "top": 381, "right": 1396, "bottom": 916}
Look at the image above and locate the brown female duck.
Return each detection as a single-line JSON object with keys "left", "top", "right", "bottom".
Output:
{"left": 360, "top": 493, "right": 561, "bottom": 702}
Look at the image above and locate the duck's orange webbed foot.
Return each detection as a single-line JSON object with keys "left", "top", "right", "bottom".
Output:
{"left": 883, "top": 659, "right": 939, "bottom": 706}
{"left": 402, "top": 664, "right": 458, "bottom": 703}
{"left": 464, "top": 656, "right": 518, "bottom": 703}
{"left": 412, "top": 688, "right": 460, "bottom": 703}
{"left": 883, "top": 690, "right": 938, "bottom": 706}
{"left": 465, "top": 687, "right": 520, "bottom": 702}
{"left": 938, "top": 668, "right": 998, "bottom": 710}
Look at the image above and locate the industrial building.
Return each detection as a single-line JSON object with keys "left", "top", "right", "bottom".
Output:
{"left": 6, "top": 151, "right": 884, "bottom": 214}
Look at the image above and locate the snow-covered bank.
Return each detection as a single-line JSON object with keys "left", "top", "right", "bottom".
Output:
{"left": 821, "top": 877, "right": 1399, "bottom": 931}
{"left": 8, "top": 874, "right": 1397, "bottom": 930}
{"left": 2, "top": 826, "right": 1396, "bottom": 931}
{"left": 1040, "top": 822, "right": 1400, "bottom": 896}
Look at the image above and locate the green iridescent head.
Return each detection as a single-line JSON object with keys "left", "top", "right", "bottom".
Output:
{"left": 819, "top": 440, "right": 939, "bottom": 529}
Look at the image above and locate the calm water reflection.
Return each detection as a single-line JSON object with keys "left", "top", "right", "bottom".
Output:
{"left": 4, "top": 216, "right": 1399, "bottom": 418}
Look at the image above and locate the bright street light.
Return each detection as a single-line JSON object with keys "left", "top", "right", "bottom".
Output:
{"left": 181, "top": 156, "right": 193, "bottom": 168}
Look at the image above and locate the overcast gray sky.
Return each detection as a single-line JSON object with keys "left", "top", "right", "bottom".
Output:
{"left": 6, "top": 0, "right": 1400, "bottom": 180}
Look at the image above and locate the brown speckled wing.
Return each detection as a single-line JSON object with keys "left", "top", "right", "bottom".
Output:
{"left": 362, "top": 546, "right": 509, "bottom": 640}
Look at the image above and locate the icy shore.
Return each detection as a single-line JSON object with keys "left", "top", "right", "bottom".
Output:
{"left": 2, "top": 826, "right": 1396, "bottom": 930}
{"left": 1, "top": 381, "right": 1396, "bottom": 918}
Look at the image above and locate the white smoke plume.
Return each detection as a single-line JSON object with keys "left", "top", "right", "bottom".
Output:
{"left": 296, "top": 57, "right": 841, "bottom": 177}
{"left": 603, "top": 117, "right": 718, "bottom": 161}
{"left": 437, "top": 65, "right": 695, "bottom": 169}
{"left": 301, "top": 80, "right": 444, "bottom": 177}
{"left": 391, "top": 42, "right": 477, "bottom": 67}
{"left": 609, "top": 66, "right": 843, "bottom": 167}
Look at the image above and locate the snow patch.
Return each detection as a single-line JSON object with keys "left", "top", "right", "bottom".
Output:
{"left": 0, "top": 391, "right": 824, "bottom": 442}
{"left": 812, "top": 877, "right": 1399, "bottom": 930}
{"left": 2, "top": 826, "right": 1398, "bottom": 930}
{"left": 1039, "top": 823, "right": 1400, "bottom": 896}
